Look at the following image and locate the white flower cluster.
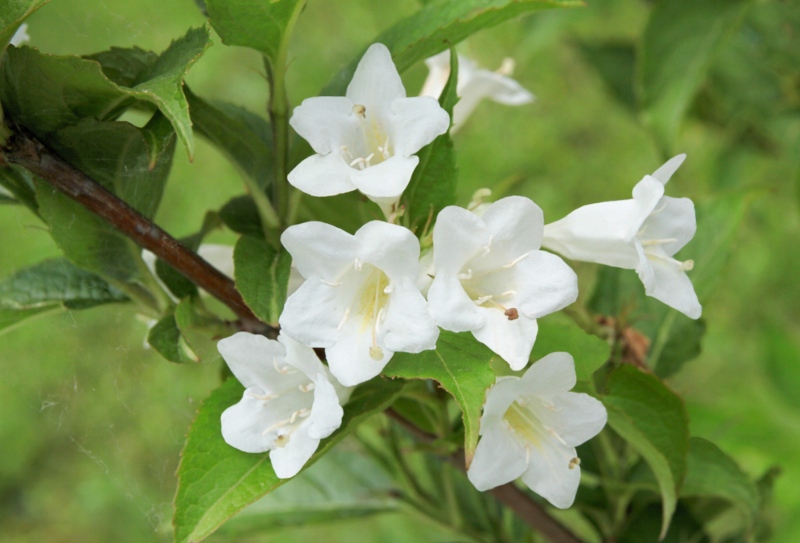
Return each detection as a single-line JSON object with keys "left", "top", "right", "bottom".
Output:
{"left": 218, "top": 43, "right": 701, "bottom": 507}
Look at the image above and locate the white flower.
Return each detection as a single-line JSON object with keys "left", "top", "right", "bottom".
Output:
{"left": 541, "top": 154, "right": 701, "bottom": 319}
{"left": 420, "top": 50, "right": 534, "bottom": 131}
{"left": 142, "top": 244, "right": 235, "bottom": 303}
{"left": 288, "top": 43, "right": 450, "bottom": 215}
{"left": 467, "top": 352, "right": 607, "bottom": 508}
{"left": 427, "top": 196, "right": 578, "bottom": 370}
{"left": 218, "top": 332, "right": 351, "bottom": 479}
{"left": 279, "top": 220, "right": 439, "bottom": 387}
{"left": 10, "top": 24, "right": 30, "bottom": 47}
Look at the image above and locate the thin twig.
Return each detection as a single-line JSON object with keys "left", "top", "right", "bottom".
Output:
{"left": 386, "top": 408, "right": 586, "bottom": 543}
{"left": 2, "top": 126, "right": 272, "bottom": 335}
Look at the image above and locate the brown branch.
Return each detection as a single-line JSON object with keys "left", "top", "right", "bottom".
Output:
{"left": 2, "top": 126, "right": 271, "bottom": 335}
{"left": 386, "top": 408, "right": 586, "bottom": 543}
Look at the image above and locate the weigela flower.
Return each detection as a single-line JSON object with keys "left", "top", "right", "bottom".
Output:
{"left": 427, "top": 196, "right": 578, "bottom": 370}
{"left": 541, "top": 154, "right": 701, "bottom": 319}
{"left": 467, "top": 352, "right": 607, "bottom": 508}
{"left": 288, "top": 43, "right": 450, "bottom": 215}
{"left": 10, "top": 24, "right": 30, "bottom": 47}
{"left": 420, "top": 50, "right": 534, "bottom": 131}
{"left": 279, "top": 220, "right": 439, "bottom": 387}
{"left": 218, "top": 332, "right": 351, "bottom": 479}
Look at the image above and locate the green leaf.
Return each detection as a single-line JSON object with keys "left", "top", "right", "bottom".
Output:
{"left": 764, "top": 325, "right": 800, "bottom": 411}
{"left": 186, "top": 88, "right": 273, "bottom": 190}
{"left": 603, "top": 365, "right": 690, "bottom": 538}
{"left": 0, "top": 165, "right": 38, "bottom": 215}
{"left": 295, "top": 191, "right": 381, "bottom": 235}
{"left": 0, "top": 304, "right": 56, "bottom": 334}
{"left": 654, "top": 317, "right": 706, "bottom": 379}
{"left": 173, "top": 376, "right": 405, "bottom": 543}
{"left": 324, "top": 0, "right": 580, "bottom": 95}
{"left": 205, "top": 0, "right": 305, "bottom": 63}
{"left": 384, "top": 331, "right": 496, "bottom": 463}
{"left": 531, "top": 313, "right": 610, "bottom": 381}
{"left": 681, "top": 437, "right": 759, "bottom": 529}
{"left": 84, "top": 46, "right": 159, "bottom": 87}
{"left": 219, "top": 195, "right": 264, "bottom": 238}
{"left": 147, "top": 312, "right": 199, "bottom": 364}
{"left": 577, "top": 41, "right": 636, "bottom": 112}
{"left": 402, "top": 48, "right": 458, "bottom": 234}
{"left": 637, "top": 0, "right": 751, "bottom": 152}
{"left": 234, "top": 235, "right": 291, "bottom": 326}
{"left": 0, "top": 0, "right": 48, "bottom": 50}
{"left": 174, "top": 296, "right": 230, "bottom": 363}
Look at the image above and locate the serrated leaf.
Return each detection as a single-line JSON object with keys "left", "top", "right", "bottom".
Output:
{"left": 234, "top": 235, "right": 290, "bottom": 326}
{"left": 403, "top": 48, "right": 458, "bottom": 234}
{"left": 186, "top": 88, "right": 273, "bottom": 190}
{"left": 324, "top": 0, "right": 580, "bottom": 95}
{"left": 603, "top": 365, "right": 689, "bottom": 538}
{"left": 148, "top": 312, "right": 199, "bottom": 364}
{"left": 384, "top": 331, "right": 496, "bottom": 463}
{"left": 205, "top": 0, "right": 305, "bottom": 64}
{"left": 681, "top": 437, "right": 759, "bottom": 529}
{"left": 638, "top": 0, "right": 751, "bottom": 152}
{"left": 0, "top": 0, "right": 48, "bottom": 49}
{"left": 173, "top": 376, "right": 405, "bottom": 543}
{"left": 531, "top": 312, "right": 609, "bottom": 381}
{"left": 84, "top": 46, "right": 159, "bottom": 87}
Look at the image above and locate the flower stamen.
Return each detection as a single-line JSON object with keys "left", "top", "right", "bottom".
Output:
{"left": 503, "top": 252, "right": 531, "bottom": 269}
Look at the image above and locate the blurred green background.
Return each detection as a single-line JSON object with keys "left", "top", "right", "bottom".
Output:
{"left": 1, "top": 0, "right": 799, "bottom": 541}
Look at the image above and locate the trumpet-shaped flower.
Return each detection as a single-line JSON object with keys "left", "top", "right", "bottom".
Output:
{"left": 427, "top": 196, "right": 578, "bottom": 370}
{"left": 218, "top": 332, "right": 351, "bottom": 479}
{"left": 279, "top": 220, "right": 439, "bottom": 387}
{"left": 541, "top": 155, "right": 701, "bottom": 319}
{"left": 288, "top": 43, "right": 450, "bottom": 215}
{"left": 467, "top": 352, "right": 607, "bottom": 508}
{"left": 420, "top": 50, "right": 534, "bottom": 131}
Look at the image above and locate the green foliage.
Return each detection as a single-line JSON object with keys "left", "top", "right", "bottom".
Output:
{"left": 603, "top": 365, "right": 690, "bottom": 538}
{"left": 764, "top": 325, "right": 800, "bottom": 411}
{"left": 384, "top": 331, "right": 496, "bottom": 463}
{"left": 173, "top": 376, "right": 405, "bottom": 543}
{"left": 531, "top": 313, "right": 610, "bottom": 381}
{"left": 0, "top": 0, "right": 47, "bottom": 50}
{"left": 147, "top": 312, "right": 199, "bottom": 364}
{"left": 233, "top": 235, "right": 291, "bottom": 326}
{"left": 638, "top": 0, "right": 751, "bottom": 153}
{"left": 0, "top": 164, "right": 38, "bottom": 214}
{"left": 402, "top": 48, "right": 458, "bottom": 234}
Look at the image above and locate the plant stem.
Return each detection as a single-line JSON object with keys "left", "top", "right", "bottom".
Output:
{"left": 1, "top": 125, "right": 272, "bottom": 335}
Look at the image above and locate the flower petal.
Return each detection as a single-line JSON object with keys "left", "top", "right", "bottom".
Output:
{"left": 218, "top": 332, "right": 283, "bottom": 391}
{"left": 326, "top": 311, "right": 395, "bottom": 386}
{"left": 269, "top": 426, "right": 320, "bottom": 479}
{"left": 433, "top": 205, "right": 490, "bottom": 274}
{"left": 355, "top": 221, "right": 421, "bottom": 279}
{"left": 520, "top": 439, "right": 581, "bottom": 509}
{"left": 472, "top": 307, "right": 538, "bottom": 370}
{"left": 347, "top": 155, "right": 419, "bottom": 200}
{"left": 346, "top": 43, "right": 406, "bottom": 110}
{"left": 640, "top": 196, "right": 696, "bottom": 256}
{"left": 538, "top": 392, "right": 608, "bottom": 448}
{"left": 480, "top": 196, "right": 544, "bottom": 258}
{"left": 287, "top": 152, "right": 357, "bottom": 197}
{"left": 651, "top": 154, "right": 686, "bottom": 185}
{"left": 515, "top": 251, "right": 578, "bottom": 319}
{"left": 306, "top": 374, "right": 344, "bottom": 439}
{"left": 640, "top": 257, "right": 702, "bottom": 319}
{"left": 480, "top": 377, "right": 524, "bottom": 431}
{"left": 289, "top": 96, "right": 359, "bottom": 155}
{"left": 452, "top": 65, "right": 534, "bottom": 128}
{"left": 427, "top": 272, "right": 485, "bottom": 332}
{"left": 467, "top": 427, "right": 528, "bottom": 491}
{"left": 389, "top": 96, "right": 450, "bottom": 157}
{"left": 519, "top": 352, "right": 577, "bottom": 396}
{"left": 281, "top": 221, "right": 359, "bottom": 281}
{"left": 220, "top": 395, "right": 276, "bottom": 453}
{"left": 280, "top": 279, "right": 346, "bottom": 347}
{"left": 381, "top": 279, "right": 439, "bottom": 353}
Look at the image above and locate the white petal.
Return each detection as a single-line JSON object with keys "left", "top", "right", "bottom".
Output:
{"left": 427, "top": 272, "right": 485, "bottom": 332}
{"left": 355, "top": 221, "right": 421, "bottom": 279}
{"left": 520, "top": 439, "right": 581, "bottom": 509}
{"left": 641, "top": 258, "right": 702, "bottom": 319}
{"left": 432, "top": 205, "right": 490, "bottom": 274}
{"left": 289, "top": 96, "right": 359, "bottom": 155}
{"left": 480, "top": 196, "right": 544, "bottom": 258}
{"left": 629, "top": 176, "right": 666, "bottom": 237}
{"left": 326, "top": 313, "right": 395, "bottom": 386}
{"left": 420, "top": 51, "right": 451, "bottom": 99}
{"left": 651, "top": 154, "right": 686, "bottom": 185}
{"left": 281, "top": 221, "right": 359, "bottom": 281}
{"left": 472, "top": 307, "right": 538, "bottom": 370}
{"left": 10, "top": 24, "right": 30, "bottom": 47}
{"left": 218, "top": 332, "right": 283, "bottom": 391}
{"left": 346, "top": 43, "right": 406, "bottom": 110}
{"left": 306, "top": 374, "right": 344, "bottom": 439}
{"left": 381, "top": 279, "right": 439, "bottom": 353}
{"left": 639, "top": 196, "right": 696, "bottom": 256}
{"left": 389, "top": 96, "right": 450, "bottom": 157}
{"left": 198, "top": 244, "right": 235, "bottom": 279}
{"left": 348, "top": 155, "right": 419, "bottom": 200}
{"left": 220, "top": 395, "right": 276, "bottom": 453}
{"left": 480, "top": 377, "right": 525, "bottom": 431}
{"left": 519, "top": 352, "right": 576, "bottom": 395}
{"left": 467, "top": 427, "right": 528, "bottom": 491}
{"left": 287, "top": 152, "right": 357, "bottom": 197}
{"left": 279, "top": 333, "right": 326, "bottom": 377}
{"left": 269, "top": 426, "right": 320, "bottom": 479}
{"left": 537, "top": 392, "right": 608, "bottom": 448}
{"left": 280, "top": 279, "right": 346, "bottom": 347}
{"left": 452, "top": 67, "right": 533, "bottom": 128}
{"left": 514, "top": 251, "right": 578, "bottom": 319}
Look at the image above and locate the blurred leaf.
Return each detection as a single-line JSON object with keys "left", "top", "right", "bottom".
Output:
{"left": 764, "top": 325, "right": 800, "bottom": 411}
{"left": 531, "top": 312, "right": 610, "bottom": 381}
{"left": 384, "top": 331, "right": 496, "bottom": 463}
{"left": 186, "top": 88, "right": 273, "bottom": 190}
{"left": 681, "top": 437, "right": 759, "bottom": 529}
{"left": 325, "top": 0, "right": 581, "bottom": 95}
{"left": 219, "top": 195, "right": 264, "bottom": 238}
{"left": 577, "top": 41, "right": 636, "bottom": 112}
{"left": 295, "top": 191, "right": 381, "bottom": 235}
{"left": 174, "top": 296, "right": 230, "bottom": 363}
{"left": 234, "top": 235, "right": 291, "bottom": 326}
{"left": 638, "top": 0, "right": 751, "bottom": 153}
{"left": 654, "top": 317, "right": 706, "bottom": 378}
{"left": 205, "top": 0, "right": 305, "bottom": 64}
{"left": 0, "top": 165, "right": 38, "bottom": 215}
{"left": 402, "top": 48, "right": 458, "bottom": 234}
{"left": 173, "top": 376, "right": 405, "bottom": 543}
{"left": 0, "top": 0, "right": 48, "bottom": 49}
{"left": 147, "top": 312, "right": 199, "bottom": 364}
{"left": 1, "top": 26, "right": 210, "bottom": 158}
{"left": 619, "top": 502, "right": 708, "bottom": 543}
{"left": 0, "top": 304, "right": 55, "bottom": 333}
{"left": 604, "top": 365, "right": 690, "bottom": 538}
